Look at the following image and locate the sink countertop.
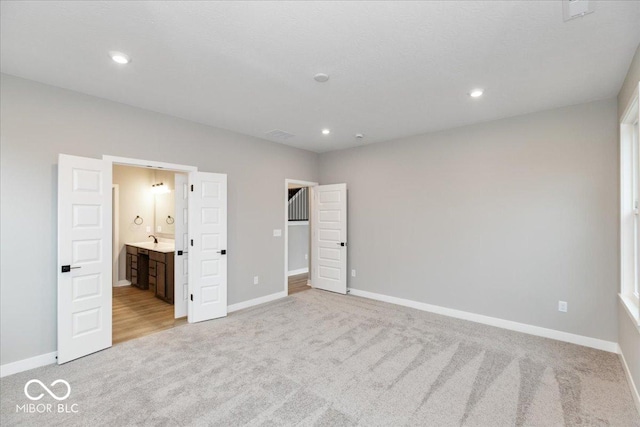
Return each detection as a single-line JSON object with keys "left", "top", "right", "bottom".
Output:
{"left": 126, "top": 241, "right": 175, "bottom": 253}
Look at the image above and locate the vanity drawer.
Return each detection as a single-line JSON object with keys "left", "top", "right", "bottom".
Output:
{"left": 137, "top": 248, "right": 149, "bottom": 255}
{"left": 150, "top": 251, "right": 166, "bottom": 263}
{"left": 126, "top": 245, "right": 137, "bottom": 255}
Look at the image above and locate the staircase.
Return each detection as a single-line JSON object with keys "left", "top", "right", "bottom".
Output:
{"left": 288, "top": 187, "right": 308, "bottom": 221}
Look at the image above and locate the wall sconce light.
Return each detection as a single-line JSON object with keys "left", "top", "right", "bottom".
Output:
{"left": 151, "top": 182, "right": 170, "bottom": 194}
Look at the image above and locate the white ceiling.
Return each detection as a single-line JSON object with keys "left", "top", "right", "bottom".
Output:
{"left": 2, "top": 1, "right": 639, "bottom": 153}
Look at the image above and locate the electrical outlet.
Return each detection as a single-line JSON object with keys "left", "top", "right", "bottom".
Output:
{"left": 273, "top": 229, "right": 282, "bottom": 237}
{"left": 146, "top": 226, "right": 151, "bottom": 233}
{"left": 558, "top": 301, "right": 568, "bottom": 312}
{"left": 253, "top": 276, "right": 259, "bottom": 285}
{"left": 351, "top": 269, "right": 356, "bottom": 277}
{"left": 157, "top": 225, "right": 162, "bottom": 232}
{"left": 305, "top": 254, "right": 308, "bottom": 260}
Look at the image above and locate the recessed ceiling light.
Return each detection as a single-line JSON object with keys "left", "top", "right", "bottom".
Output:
{"left": 355, "top": 133, "right": 365, "bottom": 140}
{"left": 314, "top": 73, "right": 329, "bottom": 83}
{"left": 322, "top": 129, "right": 331, "bottom": 135}
{"left": 109, "top": 51, "right": 130, "bottom": 64}
{"left": 469, "top": 89, "right": 484, "bottom": 98}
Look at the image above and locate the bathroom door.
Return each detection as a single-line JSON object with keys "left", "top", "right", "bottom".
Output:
{"left": 57, "top": 154, "right": 112, "bottom": 364}
{"left": 188, "top": 171, "right": 228, "bottom": 323}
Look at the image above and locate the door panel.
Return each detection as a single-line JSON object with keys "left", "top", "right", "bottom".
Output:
{"left": 58, "top": 154, "right": 112, "bottom": 364}
{"left": 188, "top": 172, "right": 227, "bottom": 323}
{"left": 312, "top": 184, "right": 347, "bottom": 294}
{"left": 174, "top": 174, "right": 189, "bottom": 319}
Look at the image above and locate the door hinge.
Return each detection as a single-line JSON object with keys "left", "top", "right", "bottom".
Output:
{"left": 190, "top": 239, "right": 194, "bottom": 247}
{"left": 190, "top": 294, "right": 193, "bottom": 301}
{"left": 191, "top": 184, "right": 194, "bottom": 192}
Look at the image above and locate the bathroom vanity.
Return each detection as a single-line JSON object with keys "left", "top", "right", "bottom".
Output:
{"left": 126, "top": 242, "right": 175, "bottom": 304}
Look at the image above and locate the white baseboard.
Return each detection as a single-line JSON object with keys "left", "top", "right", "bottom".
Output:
{"left": 287, "top": 268, "right": 309, "bottom": 277}
{"left": 619, "top": 347, "right": 640, "bottom": 414}
{"left": 349, "top": 288, "right": 619, "bottom": 353}
{"left": 1, "top": 351, "right": 57, "bottom": 378}
{"left": 228, "top": 291, "right": 287, "bottom": 313}
{"left": 113, "top": 279, "right": 131, "bottom": 287}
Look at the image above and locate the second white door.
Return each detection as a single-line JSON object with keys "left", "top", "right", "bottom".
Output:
{"left": 312, "top": 183, "right": 348, "bottom": 294}
{"left": 188, "top": 171, "right": 228, "bottom": 322}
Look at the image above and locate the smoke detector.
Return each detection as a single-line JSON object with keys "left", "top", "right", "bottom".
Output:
{"left": 355, "top": 133, "right": 365, "bottom": 140}
{"left": 314, "top": 73, "right": 330, "bottom": 83}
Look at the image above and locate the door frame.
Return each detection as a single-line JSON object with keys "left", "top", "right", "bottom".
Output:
{"left": 112, "top": 184, "right": 120, "bottom": 287}
{"left": 284, "top": 179, "right": 318, "bottom": 295}
{"left": 103, "top": 156, "right": 197, "bottom": 320}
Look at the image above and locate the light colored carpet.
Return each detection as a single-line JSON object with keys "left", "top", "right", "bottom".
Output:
{"left": 1, "top": 290, "right": 638, "bottom": 426}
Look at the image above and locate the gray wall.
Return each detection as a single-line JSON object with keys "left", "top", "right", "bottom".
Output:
{"left": 0, "top": 74, "right": 318, "bottom": 365}
{"left": 617, "top": 43, "right": 640, "bottom": 400}
{"left": 288, "top": 223, "right": 309, "bottom": 272}
{"left": 618, "top": 43, "right": 640, "bottom": 118}
{"left": 319, "top": 98, "right": 619, "bottom": 342}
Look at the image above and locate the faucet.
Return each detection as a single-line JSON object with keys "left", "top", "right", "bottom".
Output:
{"left": 148, "top": 235, "right": 158, "bottom": 244}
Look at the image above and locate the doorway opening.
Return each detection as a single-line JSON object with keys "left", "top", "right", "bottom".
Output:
{"left": 58, "top": 154, "right": 228, "bottom": 364}
{"left": 284, "top": 179, "right": 317, "bottom": 295}
{"left": 111, "top": 164, "right": 187, "bottom": 344}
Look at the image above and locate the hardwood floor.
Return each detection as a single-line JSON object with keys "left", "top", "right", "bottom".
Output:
{"left": 112, "top": 286, "right": 186, "bottom": 345}
{"left": 114, "top": 274, "right": 309, "bottom": 344}
{"left": 288, "top": 273, "right": 311, "bottom": 295}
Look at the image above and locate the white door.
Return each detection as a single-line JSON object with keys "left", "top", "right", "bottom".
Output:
{"left": 188, "top": 172, "right": 227, "bottom": 323}
{"left": 174, "top": 174, "right": 189, "bottom": 319}
{"left": 57, "top": 154, "right": 112, "bottom": 364}
{"left": 312, "top": 184, "right": 348, "bottom": 294}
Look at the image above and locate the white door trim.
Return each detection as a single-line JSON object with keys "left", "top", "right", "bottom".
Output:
{"left": 284, "top": 179, "right": 318, "bottom": 295}
{"left": 103, "top": 155, "right": 198, "bottom": 172}
{"left": 112, "top": 184, "right": 119, "bottom": 287}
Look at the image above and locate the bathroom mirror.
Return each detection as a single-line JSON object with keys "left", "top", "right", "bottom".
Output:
{"left": 154, "top": 190, "right": 175, "bottom": 236}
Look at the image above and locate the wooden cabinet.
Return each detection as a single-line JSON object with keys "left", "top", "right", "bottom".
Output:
{"left": 149, "top": 250, "right": 174, "bottom": 304}
{"left": 125, "top": 245, "right": 174, "bottom": 304}
{"left": 126, "top": 245, "right": 148, "bottom": 289}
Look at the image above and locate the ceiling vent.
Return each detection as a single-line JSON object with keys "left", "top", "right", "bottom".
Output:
{"left": 563, "top": 0, "right": 595, "bottom": 22}
{"left": 265, "top": 129, "right": 295, "bottom": 140}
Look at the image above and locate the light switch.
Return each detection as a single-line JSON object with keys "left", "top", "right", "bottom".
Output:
{"left": 273, "top": 229, "right": 282, "bottom": 237}
{"left": 146, "top": 226, "right": 151, "bottom": 233}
